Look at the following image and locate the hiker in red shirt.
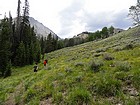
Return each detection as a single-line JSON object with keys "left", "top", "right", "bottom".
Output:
{"left": 44, "top": 60, "right": 46, "bottom": 66}
{"left": 44, "top": 59, "right": 48, "bottom": 69}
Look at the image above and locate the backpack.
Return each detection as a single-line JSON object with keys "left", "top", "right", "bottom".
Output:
{"left": 45, "top": 59, "right": 48, "bottom": 63}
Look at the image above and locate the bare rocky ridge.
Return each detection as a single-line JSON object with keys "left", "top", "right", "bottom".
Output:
{"left": 29, "top": 17, "right": 60, "bottom": 39}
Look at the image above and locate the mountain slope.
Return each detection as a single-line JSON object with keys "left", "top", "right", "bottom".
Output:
{"left": 0, "top": 27, "right": 140, "bottom": 105}
{"left": 29, "top": 17, "right": 60, "bottom": 39}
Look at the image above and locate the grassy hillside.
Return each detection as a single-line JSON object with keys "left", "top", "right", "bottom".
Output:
{"left": 0, "top": 27, "right": 140, "bottom": 105}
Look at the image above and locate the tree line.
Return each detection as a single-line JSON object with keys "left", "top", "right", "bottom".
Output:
{"left": 45, "top": 26, "right": 114, "bottom": 49}
{"left": 0, "top": 0, "right": 41, "bottom": 77}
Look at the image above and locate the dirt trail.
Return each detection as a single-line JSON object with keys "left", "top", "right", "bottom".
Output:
{"left": 5, "top": 82, "right": 24, "bottom": 105}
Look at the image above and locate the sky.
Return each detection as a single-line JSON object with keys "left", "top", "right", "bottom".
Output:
{"left": 0, "top": 0, "right": 136, "bottom": 38}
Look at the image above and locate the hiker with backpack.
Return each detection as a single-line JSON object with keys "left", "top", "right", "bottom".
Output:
{"left": 43, "top": 59, "right": 48, "bottom": 69}
{"left": 33, "top": 62, "right": 38, "bottom": 72}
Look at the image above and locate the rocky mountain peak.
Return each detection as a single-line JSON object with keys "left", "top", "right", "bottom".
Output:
{"left": 29, "top": 17, "right": 60, "bottom": 39}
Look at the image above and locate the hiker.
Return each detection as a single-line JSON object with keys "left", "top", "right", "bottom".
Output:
{"left": 44, "top": 59, "right": 48, "bottom": 69}
{"left": 33, "top": 62, "right": 38, "bottom": 72}
{"left": 45, "top": 59, "right": 48, "bottom": 64}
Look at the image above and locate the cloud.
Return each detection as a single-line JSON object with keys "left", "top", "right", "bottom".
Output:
{"left": 84, "top": 10, "right": 133, "bottom": 31}
{"left": 58, "top": 0, "right": 86, "bottom": 38}
{"left": 112, "top": 10, "right": 133, "bottom": 28}
{"left": 59, "top": 5, "right": 133, "bottom": 38}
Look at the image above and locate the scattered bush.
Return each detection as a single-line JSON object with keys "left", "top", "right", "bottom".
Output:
{"left": 52, "top": 92, "right": 63, "bottom": 104}
{"left": 114, "top": 72, "right": 133, "bottom": 85}
{"left": 24, "top": 88, "right": 37, "bottom": 103}
{"left": 67, "top": 56, "right": 77, "bottom": 61}
{"left": 67, "top": 87, "right": 92, "bottom": 105}
{"left": 113, "top": 46, "right": 124, "bottom": 52}
{"left": 95, "top": 48, "right": 106, "bottom": 53}
{"left": 132, "top": 71, "right": 140, "bottom": 90}
{"left": 114, "top": 43, "right": 134, "bottom": 52}
{"left": 103, "top": 53, "right": 114, "bottom": 61}
{"left": 123, "top": 43, "right": 133, "bottom": 50}
{"left": 26, "top": 97, "right": 40, "bottom": 105}
{"left": 93, "top": 52, "right": 104, "bottom": 57}
{"left": 115, "top": 61, "right": 131, "bottom": 72}
{"left": 65, "top": 67, "right": 72, "bottom": 73}
{"left": 114, "top": 72, "right": 126, "bottom": 81}
{"left": 75, "top": 76, "right": 83, "bottom": 82}
{"left": 94, "top": 75, "right": 121, "bottom": 97}
{"left": 74, "top": 62, "right": 84, "bottom": 67}
{"left": 89, "top": 60, "right": 104, "bottom": 72}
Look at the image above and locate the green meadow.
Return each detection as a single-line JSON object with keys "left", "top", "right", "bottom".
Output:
{"left": 0, "top": 27, "right": 140, "bottom": 105}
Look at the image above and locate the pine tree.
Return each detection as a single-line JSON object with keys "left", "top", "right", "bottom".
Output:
{"left": 20, "top": 0, "right": 29, "bottom": 42}
{"left": 12, "top": 0, "right": 21, "bottom": 65}
{"left": 57, "top": 40, "right": 64, "bottom": 49}
{"left": 68, "top": 38, "right": 74, "bottom": 47}
{"left": 0, "top": 18, "right": 12, "bottom": 77}
{"left": 108, "top": 26, "right": 114, "bottom": 35}
{"left": 40, "top": 36, "right": 45, "bottom": 54}
{"left": 64, "top": 38, "right": 69, "bottom": 47}
{"left": 13, "top": 0, "right": 39, "bottom": 65}
{"left": 46, "top": 33, "right": 53, "bottom": 53}
{"left": 16, "top": 0, "right": 21, "bottom": 42}
{"left": 12, "top": 0, "right": 41, "bottom": 66}
{"left": 29, "top": 41, "right": 34, "bottom": 64}
{"left": 14, "top": 41, "right": 26, "bottom": 66}
{"left": 33, "top": 40, "right": 41, "bottom": 63}
{"left": 23, "top": 0, "right": 29, "bottom": 25}
{"left": 101, "top": 27, "right": 109, "bottom": 38}
{"left": 52, "top": 37, "right": 58, "bottom": 51}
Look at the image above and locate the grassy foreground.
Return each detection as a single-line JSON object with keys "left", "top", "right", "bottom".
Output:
{"left": 0, "top": 27, "right": 140, "bottom": 105}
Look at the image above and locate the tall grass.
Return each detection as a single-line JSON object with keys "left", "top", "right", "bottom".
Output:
{"left": 0, "top": 27, "right": 140, "bottom": 104}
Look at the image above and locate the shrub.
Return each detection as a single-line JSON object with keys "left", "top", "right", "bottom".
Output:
{"left": 132, "top": 71, "right": 140, "bottom": 90}
{"left": 4, "top": 63, "right": 11, "bottom": 78}
{"left": 74, "top": 62, "right": 84, "bottom": 67}
{"left": 123, "top": 43, "right": 133, "bottom": 50}
{"left": 93, "top": 52, "right": 104, "bottom": 57}
{"left": 103, "top": 53, "right": 114, "bottom": 61}
{"left": 114, "top": 43, "right": 133, "bottom": 52}
{"left": 89, "top": 60, "right": 103, "bottom": 72}
{"left": 67, "top": 87, "right": 92, "bottom": 105}
{"left": 52, "top": 92, "right": 63, "bottom": 104}
{"left": 95, "top": 48, "right": 106, "bottom": 53}
{"left": 114, "top": 72, "right": 126, "bottom": 81}
{"left": 94, "top": 75, "right": 121, "bottom": 97}
{"left": 26, "top": 97, "right": 40, "bottom": 105}
{"left": 115, "top": 61, "right": 131, "bottom": 72}
{"left": 24, "top": 88, "right": 37, "bottom": 103}
{"left": 113, "top": 46, "right": 123, "bottom": 52}
{"left": 65, "top": 67, "right": 72, "bottom": 73}
{"left": 75, "top": 76, "right": 83, "bottom": 82}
